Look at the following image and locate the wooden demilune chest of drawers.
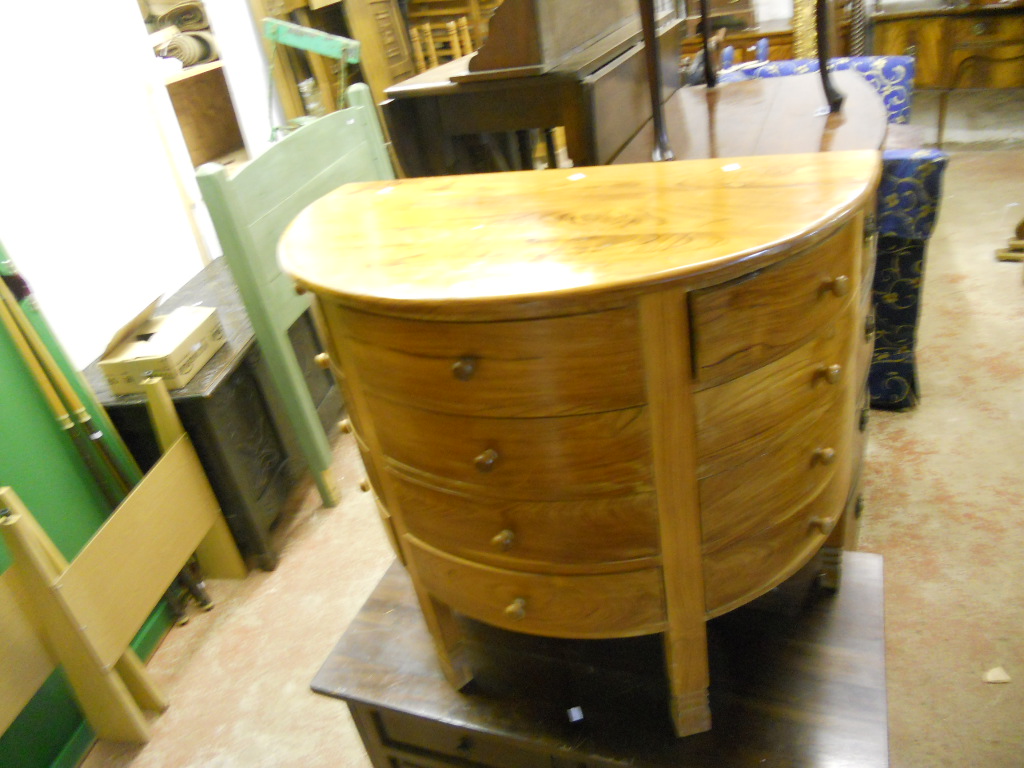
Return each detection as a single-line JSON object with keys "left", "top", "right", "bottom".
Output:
{"left": 280, "top": 151, "right": 881, "bottom": 737}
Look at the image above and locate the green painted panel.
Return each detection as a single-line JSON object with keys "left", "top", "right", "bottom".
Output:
{"left": 0, "top": 243, "right": 172, "bottom": 767}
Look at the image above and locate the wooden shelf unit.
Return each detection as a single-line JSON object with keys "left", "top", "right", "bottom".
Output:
{"left": 164, "top": 61, "right": 245, "bottom": 167}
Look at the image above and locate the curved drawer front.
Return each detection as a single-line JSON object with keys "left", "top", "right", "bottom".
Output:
{"left": 390, "top": 474, "right": 659, "bottom": 571}
{"left": 321, "top": 303, "right": 645, "bottom": 417}
{"left": 699, "top": 399, "right": 853, "bottom": 549}
{"left": 694, "top": 303, "right": 856, "bottom": 470}
{"left": 370, "top": 397, "right": 653, "bottom": 499}
{"left": 691, "top": 218, "right": 860, "bottom": 386}
{"left": 404, "top": 535, "right": 667, "bottom": 639}
{"left": 703, "top": 452, "right": 854, "bottom": 617}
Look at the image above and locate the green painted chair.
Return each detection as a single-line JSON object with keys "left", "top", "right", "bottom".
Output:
{"left": 197, "top": 83, "right": 394, "bottom": 507}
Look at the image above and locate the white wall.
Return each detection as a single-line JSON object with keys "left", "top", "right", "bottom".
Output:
{"left": 0, "top": 2, "right": 207, "bottom": 369}
{"left": 754, "top": 0, "right": 793, "bottom": 22}
{"left": 205, "top": 0, "right": 284, "bottom": 159}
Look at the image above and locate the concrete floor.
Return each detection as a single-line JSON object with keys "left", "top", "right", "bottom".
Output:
{"left": 79, "top": 93, "right": 1024, "bottom": 768}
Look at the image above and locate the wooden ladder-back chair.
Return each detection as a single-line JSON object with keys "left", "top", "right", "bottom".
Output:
{"left": 196, "top": 82, "right": 394, "bottom": 508}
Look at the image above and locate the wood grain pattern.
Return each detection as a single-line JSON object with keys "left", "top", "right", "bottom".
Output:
{"left": 390, "top": 475, "right": 659, "bottom": 571}
{"left": 320, "top": 303, "right": 645, "bottom": 416}
{"left": 370, "top": 396, "right": 653, "bottom": 498}
{"left": 703, "top": 464, "right": 853, "bottom": 616}
{"left": 404, "top": 534, "right": 667, "bottom": 638}
{"left": 699, "top": 400, "right": 849, "bottom": 549}
{"left": 280, "top": 152, "right": 881, "bottom": 319}
{"left": 690, "top": 218, "right": 860, "bottom": 385}
{"left": 694, "top": 301, "right": 855, "bottom": 463}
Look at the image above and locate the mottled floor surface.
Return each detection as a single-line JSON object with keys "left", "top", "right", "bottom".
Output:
{"left": 80, "top": 148, "right": 1024, "bottom": 768}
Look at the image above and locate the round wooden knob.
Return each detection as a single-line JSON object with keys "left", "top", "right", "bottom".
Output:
{"left": 452, "top": 356, "right": 477, "bottom": 381}
{"left": 474, "top": 448, "right": 499, "bottom": 472}
{"left": 864, "top": 211, "right": 878, "bottom": 239}
{"left": 339, "top": 418, "right": 353, "bottom": 434}
{"left": 808, "top": 516, "right": 833, "bottom": 534}
{"left": 814, "top": 447, "right": 837, "bottom": 465}
{"left": 294, "top": 284, "right": 307, "bottom": 295}
{"left": 819, "top": 364, "right": 842, "bottom": 384}
{"left": 827, "top": 275, "right": 850, "bottom": 297}
{"left": 359, "top": 479, "right": 371, "bottom": 492}
{"left": 314, "top": 352, "right": 330, "bottom": 369}
{"left": 491, "top": 529, "right": 515, "bottom": 550}
{"left": 504, "top": 598, "right": 526, "bottom": 621}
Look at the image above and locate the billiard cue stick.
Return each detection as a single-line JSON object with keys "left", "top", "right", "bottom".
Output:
{"left": 0, "top": 292, "right": 125, "bottom": 508}
{"left": 638, "top": 0, "right": 674, "bottom": 162}
{"left": 0, "top": 275, "right": 141, "bottom": 491}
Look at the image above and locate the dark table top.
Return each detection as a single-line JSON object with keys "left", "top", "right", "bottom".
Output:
{"left": 614, "top": 71, "right": 888, "bottom": 164}
{"left": 313, "top": 551, "right": 889, "bottom": 767}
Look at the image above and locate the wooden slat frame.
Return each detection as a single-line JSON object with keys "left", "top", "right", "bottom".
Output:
{"left": 58, "top": 435, "right": 231, "bottom": 669}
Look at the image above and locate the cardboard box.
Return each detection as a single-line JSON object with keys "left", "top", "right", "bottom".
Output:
{"left": 99, "top": 305, "right": 226, "bottom": 395}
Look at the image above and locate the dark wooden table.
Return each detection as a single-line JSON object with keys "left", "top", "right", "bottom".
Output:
{"left": 383, "top": 41, "right": 888, "bottom": 176}
{"left": 614, "top": 69, "right": 888, "bottom": 163}
{"left": 313, "top": 551, "right": 888, "bottom": 767}
{"left": 382, "top": 18, "right": 685, "bottom": 176}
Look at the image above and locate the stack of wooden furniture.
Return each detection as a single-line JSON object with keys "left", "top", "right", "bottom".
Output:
{"left": 279, "top": 150, "right": 881, "bottom": 737}
{"left": 409, "top": 17, "right": 476, "bottom": 72}
{"left": 405, "top": 0, "right": 502, "bottom": 48}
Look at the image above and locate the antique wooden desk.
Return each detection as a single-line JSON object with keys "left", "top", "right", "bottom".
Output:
{"left": 281, "top": 151, "right": 880, "bottom": 736}
{"left": 312, "top": 551, "right": 888, "bottom": 767}
{"left": 382, "top": 16, "right": 685, "bottom": 176}
{"left": 386, "top": 62, "right": 887, "bottom": 174}
{"left": 614, "top": 69, "right": 888, "bottom": 162}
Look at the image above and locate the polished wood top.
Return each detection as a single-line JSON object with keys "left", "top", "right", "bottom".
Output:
{"left": 280, "top": 151, "right": 880, "bottom": 319}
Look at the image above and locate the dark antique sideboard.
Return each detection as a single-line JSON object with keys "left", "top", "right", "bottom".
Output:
{"left": 83, "top": 258, "right": 342, "bottom": 570}
{"left": 313, "top": 552, "right": 888, "bottom": 767}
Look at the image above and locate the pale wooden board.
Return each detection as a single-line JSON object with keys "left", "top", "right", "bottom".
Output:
{"left": 0, "top": 569, "right": 55, "bottom": 731}
{"left": 58, "top": 436, "right": 221, "bottom": 669}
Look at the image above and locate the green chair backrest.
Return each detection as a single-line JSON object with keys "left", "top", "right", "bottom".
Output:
{"left": 196, "top": 83, "right": 394, "bottom": 507}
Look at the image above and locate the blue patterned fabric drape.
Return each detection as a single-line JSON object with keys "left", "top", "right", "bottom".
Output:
{"left": 871, "top": 236, "right": 927, "bottom": 409}
{"left": 871, "top": 150, "right": 948, "bottom": 409}
{"left": 877, "top": 149, "right": 948, "bottom": 240}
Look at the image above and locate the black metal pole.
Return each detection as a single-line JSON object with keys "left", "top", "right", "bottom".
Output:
{"left": 816, "top": 0, "right": 844, "bottom": 113}
{"left": 639, "top": 0, "right": 675, "bottom": 161}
